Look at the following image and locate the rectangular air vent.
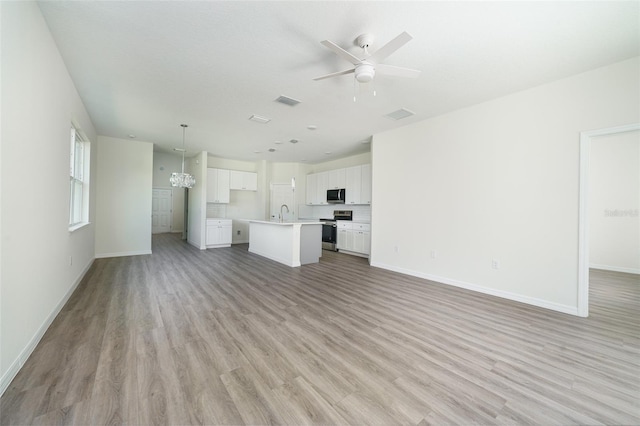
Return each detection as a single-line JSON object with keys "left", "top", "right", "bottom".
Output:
{"left": 249, "top": 114, "right": 271, "bottom": 124}
{"left": 385, "top": 108, "right": 415, "bottom": 120}
{"left": 275, "top": 95, "right": 301, "bottom": 106}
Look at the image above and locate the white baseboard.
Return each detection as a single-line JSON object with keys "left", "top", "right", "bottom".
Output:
{"left": 187, "top": 239, "right": 206, "bottom": 250}
{"left": 370, "top": 261, "right": 579, "bottom": 316}
{"left": 590, "top": 263, "right": 640, "bottom": 275}
{"left": 95, "top": 250, "right": 152, "bottom": 258}
{"left": 337, "top": 249, "right": 369, "bottom": 259}
{"left": 0, "top": 259, "right": 95, "bottom": 397}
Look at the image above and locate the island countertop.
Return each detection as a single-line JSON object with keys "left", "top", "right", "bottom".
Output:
{"left": 248, "top": 220, "right": 324, "bottom": 226}
{"left": 248, "top": 220, "right": 323, "bottom": 267}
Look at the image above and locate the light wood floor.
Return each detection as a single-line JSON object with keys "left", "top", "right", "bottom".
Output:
{"left": 2, "top": 233, "right": 639, "bottom": 425}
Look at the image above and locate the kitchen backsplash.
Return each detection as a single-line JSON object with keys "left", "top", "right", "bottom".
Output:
{"left": 208, "top": 202, "right": 371, "bottom": 223}
{"left": 207, "top": 204, "right": 227, "bottom": 218}
{"left": 298, "top": 204, "right": 371, "bottom": 223}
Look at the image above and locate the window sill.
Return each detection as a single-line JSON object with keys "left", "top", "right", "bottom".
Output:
{"left": 69, "top": 222, "right": 91, "bottom": 233}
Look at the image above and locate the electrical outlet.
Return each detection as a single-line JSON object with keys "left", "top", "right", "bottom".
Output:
{"left": 492, "top": 259, "right": 500, "bottom": 269}
{"left": 237, "top": 230, "right": 241, "bottom": 235}
{"left": 430, "top": 250, "right": 437, "bottom": 259}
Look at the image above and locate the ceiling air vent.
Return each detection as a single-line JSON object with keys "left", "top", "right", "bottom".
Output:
{"left": 249, "top": 114, "right": 271, "bottom": 124}
{"left": 275, "top": 95, "right": 301, "bottom": 106}
{"left": 385, "top": 108, "right": 415, "bottom": 120}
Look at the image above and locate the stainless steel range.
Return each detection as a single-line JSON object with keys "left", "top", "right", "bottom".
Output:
{"left": 320, "top": 210, "right": 352, "bottom": 251}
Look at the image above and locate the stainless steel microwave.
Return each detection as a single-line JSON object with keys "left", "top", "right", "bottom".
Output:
{"left": 327, "top": 189, "right": 346, "bottom": 204}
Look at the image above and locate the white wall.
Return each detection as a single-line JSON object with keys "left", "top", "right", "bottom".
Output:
{"left": 153, "top": 151, "right": 185, "bottom": 233}
{"left": 589, "top": 130, "right": 640, "bottom": 273}
{"left": 95, "top": 136, "right": 153, "bottom": 257}
{"left": 1, "top": 1, "right": 97, "bottom": 394}
{"left": 187, "top": 152, "right": 208, "bottom": 249}
{"left": 371, "top": 57, "right": 640, "bottom": 315}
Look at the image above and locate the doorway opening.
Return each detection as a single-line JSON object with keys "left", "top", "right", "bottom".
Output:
{"left": 578, "top": 123, "right": 640, "bottom": 317}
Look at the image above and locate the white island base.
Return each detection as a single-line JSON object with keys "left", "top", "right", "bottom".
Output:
{"left": 248, "top": 220, "right": 323, "bottom": 267}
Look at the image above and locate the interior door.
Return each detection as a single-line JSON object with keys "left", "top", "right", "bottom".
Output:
{"left": 270, "top": 183, "right": 295, "bottom": 222}
{"left": 152, "top": 188, "right": 172, "bottom": 233}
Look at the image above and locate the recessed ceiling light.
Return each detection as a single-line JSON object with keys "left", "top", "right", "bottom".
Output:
{"left": 307, "top": 125, "right": 317, "bottom": 130}
{"left": 249, "top": 114, "right": 271, "bottom": 124}
{"left": 275, "top": 95, "right": 301, "bottom": 106}
{"left": 268, "top": 148, "right": 276, "bottom": 152}
{"left": 253, "top": 150, "right": 261, "bottom": 154}
{"left": 290, "top": 139, "right": 299, "bottom": 144}
{"left": 324, "top": 151, "right": 332, "bottom": 155}
{"left": 274, "top": 141, "right": 282, "bottom": 144}
{"left": 128, "top": 134, "right": 136, "bottom": 138}
{"left": 173, "top": 148, "right": 186, "bottom": 152}
{"left": 385, "top": 108, "right": 415, "bottom": 120}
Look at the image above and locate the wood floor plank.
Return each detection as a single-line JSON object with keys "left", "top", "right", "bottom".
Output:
{"left": 271, "top": 376, "right": 350, "bottom": 425}
{"left": 2, "top": 233, "right": 639, "bottom": 425}
{"left": 220, "top": 365, "right": 286, "bottom": 425}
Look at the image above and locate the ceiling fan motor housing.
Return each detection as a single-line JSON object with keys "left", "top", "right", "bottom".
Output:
{"left": 355, "top": 62, "right": 375, "bottom": 82}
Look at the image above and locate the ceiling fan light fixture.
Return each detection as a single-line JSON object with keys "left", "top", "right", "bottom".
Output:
{"left": 355, "top": 63, "right": 375, "bottom": 83}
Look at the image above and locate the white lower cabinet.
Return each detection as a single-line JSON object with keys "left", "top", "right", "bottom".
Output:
{"left": 336, "top": 222, "right": 370, "bottom": 256}
{"left": 206, "top": 219, "right": 232, "bottom": 248}
{"left": 352, "top": 229, "right": 371, "bottom": 255}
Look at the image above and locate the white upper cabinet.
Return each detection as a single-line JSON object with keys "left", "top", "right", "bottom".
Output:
{"left": 229, "top": 170, "right": 257, "bottom": 191}
{"left": 345, "top": 166, "right": 362, "bottom": 205}
{"left": 306, "top": 164, "right": 371, "bottom": 206}
{"left": 361, "top": 164, "right": 372, "bottom": 205}
{"left": 306, "top": 173, "right": 318, "bottom": 205}
{"left": 207, "top": 168, "right": 230, "bottom": 203}
{"left": 316, "top": 171, "right": 329, "bottom": 205}
{"left": 306, "top": 172, "right": 328, "bottom": 205}
{"left": 327, "top": 168, "right": 346, "bottom": 189}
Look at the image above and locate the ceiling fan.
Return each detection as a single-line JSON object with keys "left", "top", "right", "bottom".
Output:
{"left": 313, "top": 32, "right": 421, "bottom": 83}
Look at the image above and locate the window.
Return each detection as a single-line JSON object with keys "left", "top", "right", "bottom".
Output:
{"left": 69, "top": 125, "right": 90, "bottom": 229}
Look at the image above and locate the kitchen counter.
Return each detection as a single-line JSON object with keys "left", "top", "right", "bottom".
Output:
{"left": 248, "top": 220, "right": 323, "bottom": 267}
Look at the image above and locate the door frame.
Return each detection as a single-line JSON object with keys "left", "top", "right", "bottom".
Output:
{"left": 578, "top": 123, "right": 640, "bottom": 317}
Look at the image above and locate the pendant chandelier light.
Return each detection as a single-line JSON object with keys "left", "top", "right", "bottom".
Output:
{"left": 170, "top": 124, "right": 196, "bottom": 188}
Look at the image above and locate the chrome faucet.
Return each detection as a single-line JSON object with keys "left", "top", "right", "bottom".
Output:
{"left": 280, "top": 204, "right": 290, "bottom": 222}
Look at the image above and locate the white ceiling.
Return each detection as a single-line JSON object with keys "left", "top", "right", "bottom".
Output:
{"left": 38, "top": 1, "right": 639, "bottom": 163}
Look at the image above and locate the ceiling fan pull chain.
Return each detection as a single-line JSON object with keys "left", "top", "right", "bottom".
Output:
{"left": 353, "top": 77, "right": 357, "bottom": 102}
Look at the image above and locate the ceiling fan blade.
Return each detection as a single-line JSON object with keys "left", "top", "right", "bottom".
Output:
{"left": 368, "top": 31, "right": 413, "bottom": 63}
{"left": 320, "top": 40, "right": 362, "bottom": 65}
{"left": 376, "top": 63, "right": 421, "bottom": 78}
{"left": 313, "top": 68, "right": 356, "bottom": 81}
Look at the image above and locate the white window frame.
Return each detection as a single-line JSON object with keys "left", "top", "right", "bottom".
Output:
{"left": 69, "top": 124, "right": 90, "bottom": 231}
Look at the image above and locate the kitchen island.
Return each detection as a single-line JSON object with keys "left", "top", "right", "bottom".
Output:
{"left": 248, "top": 220, "right": 323, "bottom": 267}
